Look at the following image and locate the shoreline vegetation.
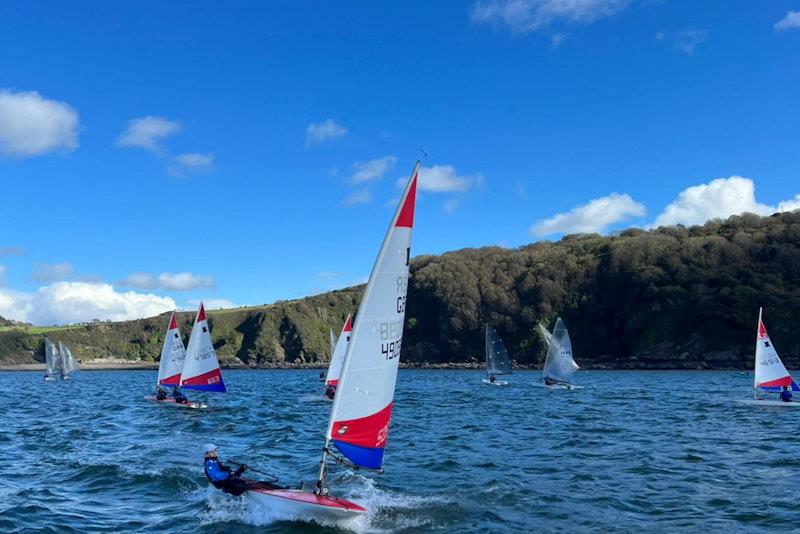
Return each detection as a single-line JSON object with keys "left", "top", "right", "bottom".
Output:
{"left": 1, "top": 211, "right": 799, "bottom": 371}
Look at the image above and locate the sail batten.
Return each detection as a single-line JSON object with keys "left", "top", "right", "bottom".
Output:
{"left": 322, "top": 162, "right": 419, "bottom": 472}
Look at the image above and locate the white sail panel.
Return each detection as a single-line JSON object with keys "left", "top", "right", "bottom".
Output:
{"left": 325, "top": 315, "right": 352, "bottom": 387}
{"left": 754, "top": 309, "right": 798, "bottom": 391}
{"left": 180, "top": 303, "right": 226, "bottom": 392}
{"left": 542, "top": 317, "right": 579, "bottom": 384}
{"left": 325, "top": 162, "right": 419, "bottom": 470}
{"left": 157, "top": 312, "right": 186, "bottom": 386}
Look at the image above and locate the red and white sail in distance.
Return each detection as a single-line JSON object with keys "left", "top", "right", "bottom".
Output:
{"left": 180, "top": 303, "right": 226, "bottom": 392}
{"left": 157, "top": 312, "right": 186, "bottom": 386}
{"left": 755, "top": 308, "right": 799, "bottom": 392}
{"left": 324, "top": 162, "right": 419, "bottom": 470}
{"left": 325, "top": 315, "right": 352, "bottom": 388}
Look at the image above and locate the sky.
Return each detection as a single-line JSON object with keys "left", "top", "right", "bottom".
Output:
{"left": 1, "top": 1, "right": 799, "bottom": 325}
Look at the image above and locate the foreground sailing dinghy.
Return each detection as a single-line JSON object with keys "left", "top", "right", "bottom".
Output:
{"left": 242, "top": 161, "right": 420, "bottom": 522}
{"left": 537, "top": 318, "right": 580, "bottom": 389}
{"left": 145, "top": 312, "right": 206, "bottom": 409}
{"left": 738, "top": 308, "right": 800, "bottom": 407}
{"left": 483, "top": 324, "right": 512, "bottom": 385}
{"left": 322, "top": 315, "right": 352, "bottom": 400}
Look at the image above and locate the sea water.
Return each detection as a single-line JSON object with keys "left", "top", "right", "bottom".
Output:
{"left": 0, "top": 369, "right": 797, "bottom": 533}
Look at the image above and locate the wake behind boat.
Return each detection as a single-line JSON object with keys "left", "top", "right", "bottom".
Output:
{"left": 737, "top": 308, "right": 800, "bottom": 407}
{"left": 483, "top": 324, "right": 512, "bottom": 386}
{"left": 230, "top": 161, "right": 420, "bottom": 523}
{"left": 537, "top": 318, "right": 580, "bottom": 390}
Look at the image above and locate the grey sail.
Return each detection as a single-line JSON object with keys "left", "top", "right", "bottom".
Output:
{"left": 329, "top": 329, "right": 337, "bottom": 359}
{"left": 541, "top": 317, "right": 579, "bottom": 384}
{"left": 58, "top": 341, "right": 78, "bottom": 377}
{"left": 485, "top": 324, "right": 513, "bottom": 376}
{"left": 44, "top": 338, "right": 60, "bottom": 379}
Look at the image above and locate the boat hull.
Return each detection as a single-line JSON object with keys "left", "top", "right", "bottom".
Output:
{"left": 532, "top": 381, "right": 581, "bottom": 390}
{"left": 246, "top": 487, "right": 367, "bottom": 521}
{"left": 482, "top": 379, "right": 508, "bottom": 386}
{"left": 736, "top": 399, "right": 800, "bottom": 407}
{"left": 143, "top": 396, "right": 207, "bottom": 409}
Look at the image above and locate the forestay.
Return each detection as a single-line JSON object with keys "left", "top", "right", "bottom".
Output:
{"left": 322, "top": 161, "right": 419, "bottom": 471}
{"left": 157, "top": 312, "right": 186, "bottom": 386}
{"left": 485, "top": 324, "right": 512, "bottom": 376}
{"left": 754, "top": 308, "right": 799, "bottom": 392}
{"left": 542, "top": 317, "right": 579, "bottom": 384}
{"left": 181, "top": 303, "right": 226, "bottom": 392}
{"left": 325, "top": 315, "right": 352, "bottom": 387}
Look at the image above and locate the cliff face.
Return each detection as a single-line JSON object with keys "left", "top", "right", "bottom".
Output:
{"left": 1, "top": 211, "right": 799, "bottom": 369}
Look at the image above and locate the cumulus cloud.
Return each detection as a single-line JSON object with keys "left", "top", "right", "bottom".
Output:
{"left": 116, "top": 116, "right": 181, "bottom": 153}
{"left": 0, "top": 89, "right": 80, "bottom": 158}
{"left": 30, "top": 262, "right": 75, "bottom": 283}
{"left": 471, "top": 0, "right": 632, "bottom": 34}
{"left": 306, "top": 119, "right": 348, "bottom": 147}
{"left": 168, "top": 152, "right": 214, "bottom": 177}
{"left": 351, "top": 156, "right": 397, "bottom": 184}
{"left": 119, "top": 272, "right": 215, "bottom": 292}
{"left": 652, "top": 176, "right": 798, "bottom": 228}
{"left": 657, "top": 29, "right": 708, "bottom": 54}
{"left": 0, "top": 282, "right": 175, "bottom": 325}
{"left": 531, "top": 193, "right": 646, "bottom": 236}
{"left": 409, "top": 165, "right": 484, "bottom": 193}
{"left": 342, "top": 188, "right": 373, "bottom": 206}
{"left": 775, "top": 11, "right": 800, "bottom": 32}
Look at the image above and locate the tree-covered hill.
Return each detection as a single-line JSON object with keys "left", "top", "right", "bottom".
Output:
{"left": 1, "top": 211, "right": 799, "bottom": 369}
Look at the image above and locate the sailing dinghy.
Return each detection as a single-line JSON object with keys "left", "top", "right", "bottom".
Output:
{"left": 537, "top": 318, "right": 580, "bottom": 389}
{"left": 322, "top": 315, "right": 352, "bottom": 400}
{"left": 483, "top": 324, "right": 512, "bottom": 385}
{"left": 58, "top": 341, "right": 78, "bottom": 379}
{"left": 242, "top": 161, "right": 420, "bottom": 522}
{"left": 180, "top": 303, "right": 226, "bottom": 399}
{"left": 44, "top": 338, "right": 59, "bottom": 381}
{"left": 738, "top": 308, "right": 800, "bottom": 407}
{"left": 145, "top": 312, "right": 206, "bottom": 409}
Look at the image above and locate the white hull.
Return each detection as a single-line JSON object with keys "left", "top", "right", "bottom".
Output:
{"left": 532, "top": 381, "right": 581, "bottom": 390}
{"left": 736, "top": 399, "right": 800, "bottom": 407}
{"left": 143, "top": 396, "right": 207, "bottom": 409}
{"left": 482, "top": 378, "right": 508, "bottom": 386}
{"left": 246, "top": 487, "right": 366, "bottom": 521}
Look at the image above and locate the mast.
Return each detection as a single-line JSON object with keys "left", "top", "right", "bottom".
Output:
{"left": 316, "top": 161, "right": 420, "bottom": 493}
{"left": 484, "top": 323, "right": 490, "bottom": 375}
{"left": 754, "top": 307, "right": 762, "bottom": 398}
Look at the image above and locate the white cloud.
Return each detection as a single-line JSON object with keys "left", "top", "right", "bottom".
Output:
{"left": 0, "top": 89, "right": 80, "bottom": 158}
{"left": 305, "top": 119, "right": 348, "bottom": 147}
{"left": 342, "top": 188, "right": 373, "bottom": 206}
{"left": 658, "top": 29, "right": 708, "bottom": 54}
{"left": 471, "top": 0, "right": 632, "bottom": 34}
{"left": 403, "top": 164, "right": 484, "bottom": 193}
{"left": 652, "top": 176, "right": 798, "bottom": 228}
{"left": 116, "top": 116, "right": 181, "bottom": 153}
{"left": 119, "top": 271, "right": 215, "bottom": 291}
{"left": 0, "top": 282, "right": 175, "bottom": 325}
{"left": 351, "top": 156, "right": 397, "bottom": 184}
{"left": 531, "top": 193, "right": 646, "bottom": 236}
{"left": 443, "top": 199, "right": 461, "bottom": 214}
{"left": 31, "top": 262, "right": 75, "bottom": 283}
{"left": 775, "top": 11, "right": 800, "bottom": 32}
{"left": 168, "top": 152, "right": 214, "bottom": 177}
{"left": 186, "top": 298, "right": 237, "bottom": 310}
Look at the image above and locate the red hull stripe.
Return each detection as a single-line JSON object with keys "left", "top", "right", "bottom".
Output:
{"left": 197, "top": 303, "right": 206, "bottom": 322}
{"left": 250, "top": 488, "right": 367, "bottom": 512}
{"left": 331, "top": 402, "right": 393, "bottom": 448}
{"left": 168, "top": 313, "right": 178, "bottom": 330}
{"left": 183, "top": 368, "right": 223, "bottom": 387}
{"left": 395, "top": 174, "right": 417, "bottom": 228}
{"left": 759, "top": 376, "right": 793, "bottom": 388}
{"left": 160, "top": 373, "right": 181, "bottom": 386}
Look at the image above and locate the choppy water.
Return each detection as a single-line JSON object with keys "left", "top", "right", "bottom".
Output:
{"left": 1, "top": 370, "right": 798, "bottom": 533}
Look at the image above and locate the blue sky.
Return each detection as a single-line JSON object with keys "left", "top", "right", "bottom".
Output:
{"left": 1, "top": 1, "right": 799, "bottom": 325}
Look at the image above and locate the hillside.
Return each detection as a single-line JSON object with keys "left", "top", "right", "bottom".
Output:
{"left": 1, "top": 211, "right": 799, "bottom": 369}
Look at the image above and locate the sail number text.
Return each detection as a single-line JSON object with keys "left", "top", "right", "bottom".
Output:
{"left": 380, "top": 319, "right": 403, "bottom": 360}
{"left": 761, "top": 357, "right": 779, "bottom": 367}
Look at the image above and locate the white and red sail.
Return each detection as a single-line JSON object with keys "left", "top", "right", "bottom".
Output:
{"left": 323, "top": 162, "right": 419, "bottom": 470}
{"left": 325, "top": 315, "right": 352, "bottom": 388}
{"left": 157, "top": 312, "right": 186, "bottom": 387}
{"left": 180, "top": 303, "right": 226, "bottom": 392}
{"left": 754, "top": 308, "right": 799, "bottom": 392}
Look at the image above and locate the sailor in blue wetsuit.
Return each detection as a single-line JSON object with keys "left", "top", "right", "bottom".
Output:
{"left": 203, "top": 444, "right": 250, "bottom": 496}
{"left": 780, "top": 386, "right": 793, "bottom": 403}
{"left": 173, "top": 386, "right": 188, "bottom": 404}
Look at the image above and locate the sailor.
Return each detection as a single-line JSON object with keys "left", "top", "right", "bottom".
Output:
{"left": 203, "top": 444, "right": 250, "bottom": 496}
{"left": 544, "top": 376, "right": 555, "bottom": 386}
{"left": 155, "top": 385, "right": 168, "bottom": 401}
{"left": 173, "top": 385, "right": 188, "bottom": 404}
{"left": 780, "top": 385, "right": 793, "bottom": 403}
{"left": 489, "top": 374, "right": 496, "bottom": 383}
{"left": 324, "top": 384, "right": 336, "bottom": 399}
